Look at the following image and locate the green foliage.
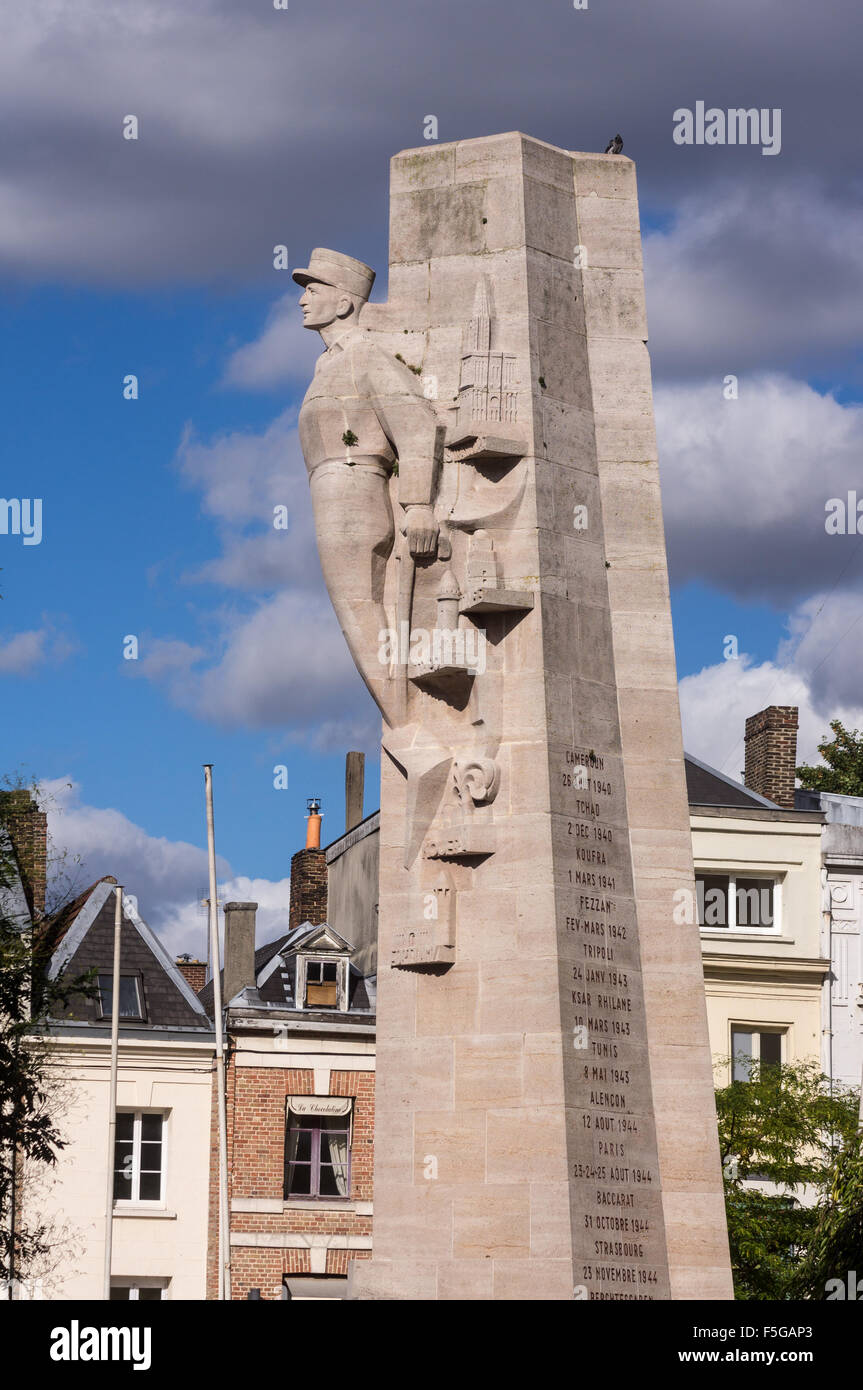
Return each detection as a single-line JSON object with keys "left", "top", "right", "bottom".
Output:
{"left": 788, "top": 1138, "right": 863, "bottom": 1298}
{"left": 797, "top": 719, "right": 863, "bottom": 795}
{"left": 0, "top": 831, "right": 95, "bottom": 1286}
{"left": 716, "top": 1057, "right": 861, "bottom": 1299}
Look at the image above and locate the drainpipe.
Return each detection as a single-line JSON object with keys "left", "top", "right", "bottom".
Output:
{"left": 204, "top": 766, "right": 231, "bottom": 1301}
{"left": 102, "top": 884, "right": 123, "bottom": 1299}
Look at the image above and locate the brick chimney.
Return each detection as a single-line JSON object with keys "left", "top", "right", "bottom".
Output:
{"left": 744, "top": 706, "right": 799, "bottom": 809}
{"left": 0, "top": 789, "right": 48, "bottom": 920}
{"left": 175, "top": 955, "right": 207, "bottom": 993}
{"left": 289, "top": 797, "right": 328, "bottom": 928}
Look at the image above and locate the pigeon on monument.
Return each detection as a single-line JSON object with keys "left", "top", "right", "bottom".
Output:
{"left": 604, "top": 133, "right": 624, "bottom": 154}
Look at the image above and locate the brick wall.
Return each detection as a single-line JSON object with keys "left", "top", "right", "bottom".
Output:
{"left": 176, "top": 958, "right": 207, "bottom": 993}
{"left": 744, "top": 705, "right": 799, "bottom": 809}
{"left": 0, "top": 789, "right": 47, "bottom": 920}
{"left": 207, "top": 1059, "right": 375, "bottom": 1300}
{"left": 289, "top": 848, "right": 328, "bottom": 928}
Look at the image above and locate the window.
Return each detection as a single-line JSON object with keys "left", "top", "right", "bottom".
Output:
{"left": 98, "top": 973, "right": 145, "bottom": 1021}
{"left": 285, "top": 1115, "right": 350, "bottom": 1199}
{"left": 696, "top": 874, "right": 777, "bottom": 931}
{"left": 731, "top": 1028, "right": 784, "bottom": 1081}
{"left": 114, "top": 1112, "right": 166, "bottom": 1203}
{"left": 305, "top": 959, "right": 339, "bottom": 1008}
{"left": 110, "top": 1278, "right": 168, "bottom": 1301}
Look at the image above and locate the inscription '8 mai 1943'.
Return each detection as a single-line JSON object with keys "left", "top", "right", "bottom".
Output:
{"left": 559, "top": 747, "right": 666, "bottom": 1298}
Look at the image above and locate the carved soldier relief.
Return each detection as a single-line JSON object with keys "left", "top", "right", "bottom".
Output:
{"left": 294, "top": 249, "right": 534, "bottom": 961}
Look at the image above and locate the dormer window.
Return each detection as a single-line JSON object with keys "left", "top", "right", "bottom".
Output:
{"left": 305, "top": 959, "right": 339, "bottom": 1008}
{"left": 282, "top": 925, "right": 354, "bottom": 1013}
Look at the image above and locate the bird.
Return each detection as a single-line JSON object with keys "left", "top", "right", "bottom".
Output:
{"left": 604, "top": 134, "right": 623, "bottom": 154}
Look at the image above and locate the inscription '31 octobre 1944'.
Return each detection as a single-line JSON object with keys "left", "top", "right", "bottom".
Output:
{"left": 559, "top": 748, "right": 669, "bottom": 1300}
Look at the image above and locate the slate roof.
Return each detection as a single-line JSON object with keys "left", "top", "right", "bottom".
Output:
{"left": 684, "top": 753, "right": 780, "bottom": 810}
{"left": 46, "top": 878, "right": 211, "bottom": 1031}
{"left": 0, "top": 827, "right": 33, "bottom": 930}
{"left": 198, "top": 920, "right": 375, "bottom": 1018}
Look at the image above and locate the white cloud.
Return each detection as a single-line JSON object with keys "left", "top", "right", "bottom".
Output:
{"left": 679, "top": 652, "right": 863, "bottom": 784}
{"left": 222, "top": 295, "right": 319, "bottom": 390}
{"left": 644, "top": 182, "right": 863, "bottom": 378}
{"left": 0, "top": 624, "right": 76, "bottom": 674}
{"left": 140, "top": 588, "right": 375, "bottom": 747}
{"left": 42, "top": 776, "right": 292, "bottom": 959}
{"left": 656, "top": 373, "right": 863, "bottom": 603}
{"left": 133, "top": 410, "right": 380, "bottom": 747}
{"left": 778, "top": 590, "right": 863, "bottom": 712}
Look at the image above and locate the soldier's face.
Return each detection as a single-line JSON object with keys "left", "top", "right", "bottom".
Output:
{"left": 299, "top": 280, "right": 349, "bottom": 330}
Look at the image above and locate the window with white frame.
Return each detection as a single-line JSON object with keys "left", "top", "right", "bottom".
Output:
{"left": 696, "top": 873, "right": 779, "bottom": 931}
{"left": 97, "top": 972, "right": 145, "bottom": 1021}
{"left": 305, "top": 958, "right": 339, "bottom": 1008}
{"left": 114, "top": 1112, "right": 166, "bottom": 1203}
{"left": 109, "top": 1278, "right": 169, "bottom": 1301}
{"left": 731, "top": 1027, "right": 785, "bottom": 1082}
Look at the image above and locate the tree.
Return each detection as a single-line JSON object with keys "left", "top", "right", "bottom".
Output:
{"left": 716, "top": 1057, "right": 861, "bottom": 1299}
{"left": 788, "top": 1138, "right": 863, "bottom": 1299}
{"left": 797, "top": 720, "right": 863, "bottom": 796}
{"left": 0, "top": 823, "right": 93, "bottom": 1292}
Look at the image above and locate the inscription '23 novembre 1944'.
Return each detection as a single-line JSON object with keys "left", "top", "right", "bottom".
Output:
{"left": 559, "top": 747, "right": 669, "bottom": 1299}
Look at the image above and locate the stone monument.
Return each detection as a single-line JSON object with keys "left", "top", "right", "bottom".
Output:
{"left": 293, "top": 132, "right": 733, "bottom": 1300}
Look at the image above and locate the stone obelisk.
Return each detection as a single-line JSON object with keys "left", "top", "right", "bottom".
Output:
{"left": 294, "top": 131, "right": 732, "bottom": 1300}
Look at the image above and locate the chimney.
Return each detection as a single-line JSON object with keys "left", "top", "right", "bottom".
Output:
{"left": 744, "top": 706, "right": 799, "bottom": 809}
{"left": 175, "top": 955, "right": 207, "bottom": 994}
{"left": 289, "top": 797, "right": 328, "bottom": 929}
{"left": 0, "top": 789, "right": 48, "bottom": 920}
{"left": 345, "top": 751, "right": 365, "bottom": 832}
{"left": 223, "top": 902, "right": 258, "bottom": 1004}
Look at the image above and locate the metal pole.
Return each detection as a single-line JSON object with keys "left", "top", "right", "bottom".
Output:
{"left": 102, "top": 884, "right": 123, "bottom": 1300}
{"left": 204, "top": 765, "right": 231, "bottom": 1301}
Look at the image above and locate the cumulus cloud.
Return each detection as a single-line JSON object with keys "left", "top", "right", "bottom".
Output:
{"left": 2, "top": 0, "right": 860, "bottom": 297}
{"left": 679, "top": 607, "right": 863, "bottom": 782}
{"left": 656, "top": 373, "right": 863, "bottom": 604}
{"left": 43, "top": 776, "right": 292, "bottom": 959}
{"left": 176, "top": 409, "right": 321, "bottom": 592}
{"left": 131, "top": 408, "right": 380, "bottom": 748}
{"left": 644, "top": 182, "right": 863, "bottom": 379}
{"left": 778, "top": 590, "right": 863, "bottom": 712}
{"left": 222, "top": 295, "right": 319, "bottom": 390}
{"left": 0, "top": 624, "right": 76, "bottom": 675}
{"left": 146, "top": 589, "right": 373, "bottom": 743}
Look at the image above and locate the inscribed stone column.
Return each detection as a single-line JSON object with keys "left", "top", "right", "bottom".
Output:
{"left": 293, "top": 131, "right": 731, "bottom": 1301}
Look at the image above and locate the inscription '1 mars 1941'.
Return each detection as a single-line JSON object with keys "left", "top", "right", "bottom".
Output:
{"left": 557, "top": 747, "right": 668, "bottom": 1297}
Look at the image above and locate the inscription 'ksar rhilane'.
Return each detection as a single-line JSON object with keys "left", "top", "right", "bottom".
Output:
{"left": 559, "top": 747, "right": 669, "bottom": 1299}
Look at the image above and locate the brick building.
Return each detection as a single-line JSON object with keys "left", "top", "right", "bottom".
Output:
{"left": 201, "top": 804, "right": 378, "bottom": 1300}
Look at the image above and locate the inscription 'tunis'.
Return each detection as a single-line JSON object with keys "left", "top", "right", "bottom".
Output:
{"left": 560, "top": 748, "right": 670, "bottom": 1300}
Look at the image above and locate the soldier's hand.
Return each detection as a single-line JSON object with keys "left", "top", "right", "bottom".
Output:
{"left": 405, "top": 505, "right": 439, "bottom": 558}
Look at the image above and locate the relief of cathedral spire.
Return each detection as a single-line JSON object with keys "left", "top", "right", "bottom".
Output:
{"left": 458, "top": 275, "right": 518, "bottom": 430}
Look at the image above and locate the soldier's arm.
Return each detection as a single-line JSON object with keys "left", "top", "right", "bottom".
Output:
{"left": 357, "top": 345, "right": 441, "bottom": 508}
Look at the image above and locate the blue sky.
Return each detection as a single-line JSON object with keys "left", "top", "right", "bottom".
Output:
{"left": 0, "top": 283, "right": 374, "bottom": 876}
{"left": 2, "top": 0, "right": 862, "bottom": 953}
